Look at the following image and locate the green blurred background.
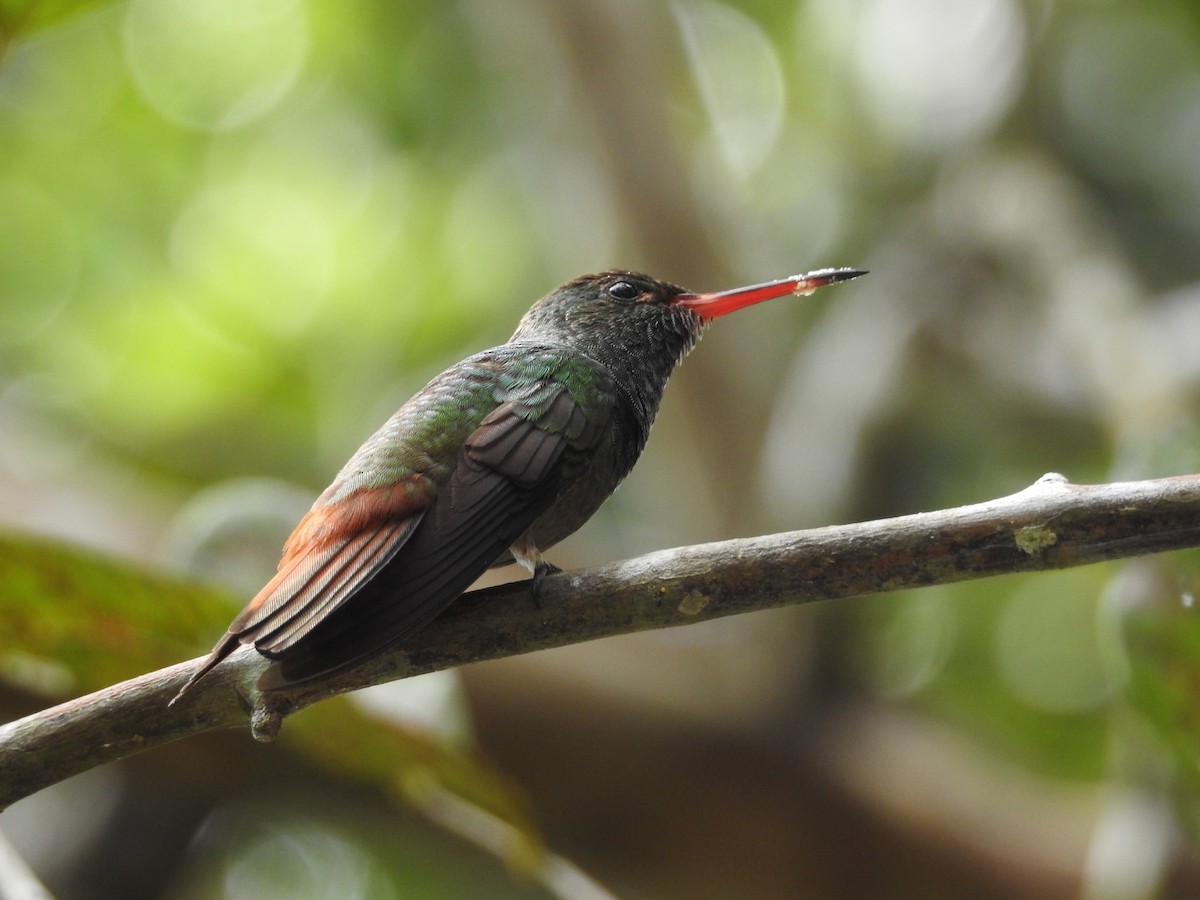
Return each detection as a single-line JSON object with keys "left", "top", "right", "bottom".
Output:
{"left": 2, "top": 0, "right": 1200, "bottom": 897}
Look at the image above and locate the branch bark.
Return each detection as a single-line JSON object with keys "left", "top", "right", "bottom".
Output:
{"left": 3, "top": 472, "right": 1199, "bottom": 809}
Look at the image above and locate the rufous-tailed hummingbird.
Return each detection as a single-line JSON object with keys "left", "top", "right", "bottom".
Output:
{"left": 174, "top": 267, "right": 865, "bottom": 700}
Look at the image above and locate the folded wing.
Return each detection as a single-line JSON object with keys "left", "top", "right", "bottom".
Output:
{"left": 259, "top": 385, "right": 606, "bottom": 686}
{"left": 174, "top": 353, "right": 615, "bottom": 699}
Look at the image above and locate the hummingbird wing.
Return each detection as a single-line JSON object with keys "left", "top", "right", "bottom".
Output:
{"left": 175, "top": 349, "right": 615, "bottom": 697}
{"left": 257, "top": 375, "right": 613, "bottom": 687}
{"left": 172, "top": 475, "right": 435, "bottom": 698}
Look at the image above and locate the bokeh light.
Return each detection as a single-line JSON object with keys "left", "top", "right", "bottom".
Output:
{"left": 853, "top": 0, "right": 1025, "bottom": 151}
{"left": 2, "top": 0, "right": 1199, "bottom": 896}
{"left": 123, "top": 0, "right": 308, "bottom": 131}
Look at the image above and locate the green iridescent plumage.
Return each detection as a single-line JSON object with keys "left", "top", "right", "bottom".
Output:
{"left": 174, "top": 267, "right": 864, "bottom": 697}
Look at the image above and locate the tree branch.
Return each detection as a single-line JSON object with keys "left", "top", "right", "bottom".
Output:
{"left": 3, "top": 472, "right": 1199, "bottom": 809}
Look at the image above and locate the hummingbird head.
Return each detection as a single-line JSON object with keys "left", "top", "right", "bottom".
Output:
{"left": 507, "top": 265, "right": 865, "bottom": 473}
{"left": 509, "top": 267, "right": 867, "bottom": 355}
{"left": 510, "top": 270, "right": 694, "bottom": 350}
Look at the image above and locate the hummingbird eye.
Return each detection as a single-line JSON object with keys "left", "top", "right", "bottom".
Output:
{"left": 606, "top": 281, "right": 640, "bottom": 301}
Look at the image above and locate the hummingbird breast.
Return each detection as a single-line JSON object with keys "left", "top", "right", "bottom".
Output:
{"left": 513, "top": 331, "right": 699, "bottom": 558}
{"left": 521, "top": 419, "right": 627, "bottom": 552}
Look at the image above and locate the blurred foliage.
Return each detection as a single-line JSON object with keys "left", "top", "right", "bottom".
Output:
{"left": 1125, "top": 550, "right": 1200, "bottom": 838}
{"left": 0, "top": 0, "right": 109, "bottom": 58}
{"left": 1, "top": 0, "right": 1200, "bottom": 897}
{"left": 0, "top": 533, "right": 224, "bottom": 692}
{"left": 0, "top": 533, "right": 541, "bottom": 873}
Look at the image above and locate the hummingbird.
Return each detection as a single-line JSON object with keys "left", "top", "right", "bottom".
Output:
{"left": 172, "top": 267, "right": 865, "bottom": 701}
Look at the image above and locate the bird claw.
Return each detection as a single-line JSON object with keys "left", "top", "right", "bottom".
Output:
{"left": 529, "top": 561, "right": 562, "bottom": 608}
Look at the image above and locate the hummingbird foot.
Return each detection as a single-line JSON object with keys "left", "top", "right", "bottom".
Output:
{"left": 529, "top": 560, "right": 563, "bottom": 608}
{"left": 510, "top": 533, "right": 560, "bottom": 608}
